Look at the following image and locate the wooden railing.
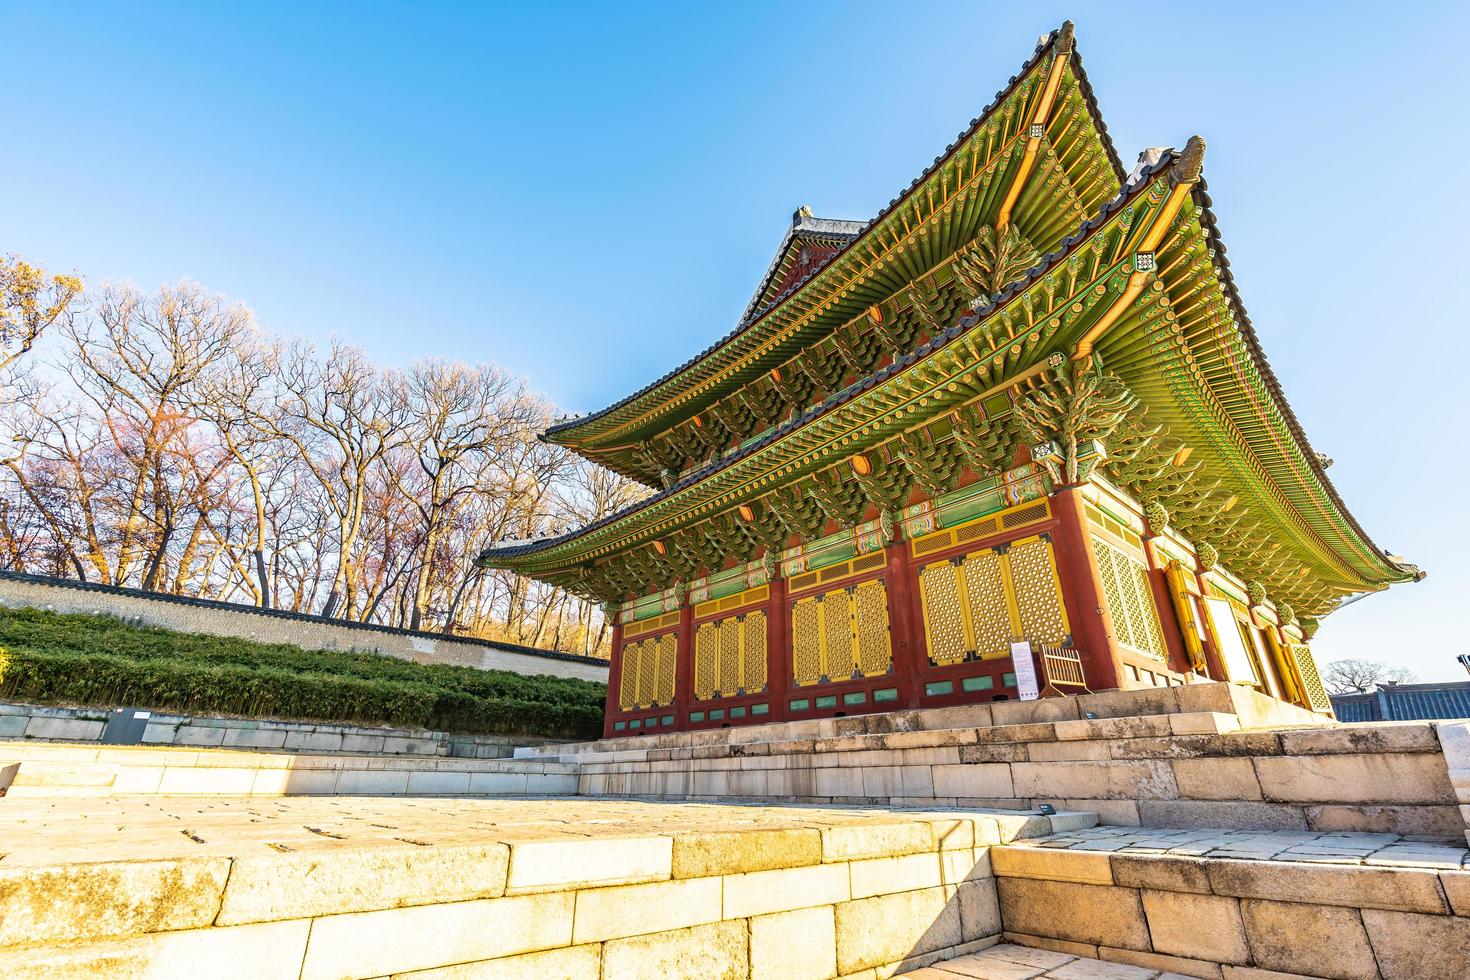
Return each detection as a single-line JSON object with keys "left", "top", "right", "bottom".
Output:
{"left": 1038, "top": 644, "right": 1090, "bottom": 696}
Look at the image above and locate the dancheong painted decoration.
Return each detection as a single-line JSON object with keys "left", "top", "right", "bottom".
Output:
{"left": 480, "top": 23, "right": 1421, "bottom": 737}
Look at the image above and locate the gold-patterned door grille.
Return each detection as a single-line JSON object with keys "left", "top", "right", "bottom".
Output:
{"left": 963, "top": 550, "right": 1013, "bottom": 658}
{"left": 693, "top": 611, "right": 770, "bottom": 700}
{"left": 1008, "top": 537, "right": 1068, "bottom": 647}
{"left": 618, "top": 631, "right": 678, "bottom": 710}
{"left": 791, "top": 596, "right": 824, "bottom": 686}
{"left": 853, "top": 579, "right": 892, "bottom": 678}
{"left": 694, "top": 622, "right": 719, "bottom": 700}
{"left": 1289, "top": 643, "right": 1332, "bottom": 712}
{"left": 789, "top": 579, "right": 893, "bottom": 687}
{"left": 743, "top": 610, "right": 768, "bottom": 693}
{"left": 917, "top": 534, "right": 1070, "bottom": 666}
{"left": 918, "top": 560, "right": 966, "bottom": 666}
{"left": 1092, "top": 536, "right": 1166, "bottom": 660}
{"left": 618, "top": 641, "right": 639, "bottom": 711}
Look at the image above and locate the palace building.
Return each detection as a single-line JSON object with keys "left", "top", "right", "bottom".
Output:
{"left": 480, "top": 23, "right": 1420, "bottom": 738}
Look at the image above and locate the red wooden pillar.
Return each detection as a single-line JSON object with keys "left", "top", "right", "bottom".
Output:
{"left": 883, "top": 539, "right": 922, "bottom": 707}
{"left": 603, "top": 621, "right": 625, "bottom": 738}
{"left": 766, "top": 573, "right": 790, "bottom": 721}
{"left": 673, "top": 601, "right": 695, "bottom": 731}
{"left": 1048, "top": 487, "right": 1124, "bottom": 692}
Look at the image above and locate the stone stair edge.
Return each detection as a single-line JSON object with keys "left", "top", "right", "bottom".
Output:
{"left": 515, "top": 683, "right": 1334, "bottom": 761}
{"left": 0, "top": 804, "right": 1097, "bottom": 952}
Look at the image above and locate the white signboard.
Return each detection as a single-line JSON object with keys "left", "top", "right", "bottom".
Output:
{"left": 1010, "top": 640, "right": 1040, "bottom": 701}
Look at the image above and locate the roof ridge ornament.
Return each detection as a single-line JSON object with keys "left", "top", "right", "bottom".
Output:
{"left": 1054, "top": 20, "right": 1075, "bottom": 56}
{"left": 1171, "top": 135, "right": 1206, "bottom": 184}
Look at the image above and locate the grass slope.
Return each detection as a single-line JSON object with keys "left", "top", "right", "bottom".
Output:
{"left": 0, "top": 607, "right": 605, "bottom": 739}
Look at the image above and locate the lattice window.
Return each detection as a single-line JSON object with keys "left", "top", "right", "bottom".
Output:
{"left": 635, "top": 637, "right": 658, "bottom": 707}
{"left": 789, "top": 580, "right": 892, "bottom": 687}
{"left": 852, "top": 578, "right": 893, "bottom": 679}
{"left": 919, "top": 533, "right": 1069, "bottom": 669}
{"left": 694, "top": 623, "right": 719, "bottom": 700}
{"left": 919, "top": 560, "right": 967, "bottom": 666}
{"left": 1289, "top": 643, "right": 1332, "bottom": 712}
{"left": 791, "top": 595, "right": 824, "bottom": 686}
{"left": 655, "top": 632, "right": 678, "bottom": 706}
{"left": 717, "top": 617, "right": 741, "bottom": 696}
{"left": 743, "top": 610, "right": 768, "bottom": 693}
{"left": 1092, "top": 536, "right": 1166, "bottom": 661}
{"left": 618, "top": 639, "right": 639, "bottom": 711}
{"left": 963, "top": 549, "right": 1013, "bottom": 658}
{"left": 619, "top": 632, "right": 677, "bottom": 710}
{"left": 1008, "top": 537, "right": 1068, "bottom": 647}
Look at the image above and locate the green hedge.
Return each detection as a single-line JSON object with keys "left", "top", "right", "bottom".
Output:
{"left": 0, "top": 607, "right": 605, "bottom": 739}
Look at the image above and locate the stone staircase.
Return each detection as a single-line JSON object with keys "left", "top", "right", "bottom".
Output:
{"left": 918, "top": 824, "right": 1470, "bottom": 979}
{"left": 516, "top": 683, "right": 1468, "bottom": 842}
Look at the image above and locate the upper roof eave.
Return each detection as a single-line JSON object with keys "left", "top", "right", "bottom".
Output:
{"left": 543, "top": 21, "right": 1125, "bottom": 450}
{"left": 1185, "top": 176, "right": 1419, "bottom": 586}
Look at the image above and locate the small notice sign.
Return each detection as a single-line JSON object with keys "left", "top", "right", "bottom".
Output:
{"left": 1010, "top": 640, "right": 1040, "bottom": 701}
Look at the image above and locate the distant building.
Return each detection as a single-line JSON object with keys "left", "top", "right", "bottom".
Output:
{"left": 1331, "top": 682, "right": 1470, "bottom": 723}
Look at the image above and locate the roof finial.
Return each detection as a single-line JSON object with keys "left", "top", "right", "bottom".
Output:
{"left": 1171, "top": 135, "right": 1206, "bottom": 183}
{"left": 794, "top": 204, "right": 814, "bottom": 222}
{"left": 1054, "top": 20, "right": 1075, "bottom": 56}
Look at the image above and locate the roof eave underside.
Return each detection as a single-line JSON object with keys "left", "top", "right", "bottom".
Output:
{"left": 485, "top": 160, "right": 1413, "bottom": 600}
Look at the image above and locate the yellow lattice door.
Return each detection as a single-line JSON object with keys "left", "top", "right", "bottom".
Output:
{"left": 791, "top": 595, "right": 824, "bottom": 687}
{"left": 618, "top": 638, "right": 639, "bottom": 710}
{"left": 654, "top": 632, "right": 677, "bottom": 705}
{"left": 694, "top": 623, "right": 719, "bottom": 700}
{"left": 1092, "top": 537, "right": 1166, "bottom": 660}
{"left": 918, "top": 534, "right": 1069, "bottom": 668}
{"left": 1007, "top": 536, "right": 1069, "bottom": 647}
{"left": 851, "top": 578, "right": 893, "bottom": 679}
{"left": 716, "top": 618, "right": 740, "bottom": 697}
{"left": 635, "top": 638, "right": 658, "bottom": 707}
{"left": 919, "top": 559, "right": 967, "bottom": 666}
{"left": 963, "top": 549, "right": 1013, "bottom": 659}
{"left": 1289, "top": 643, "right": 1332, "bottom": 712}
{"left": 742, "top": 610, "right": 768, "bottom": 693}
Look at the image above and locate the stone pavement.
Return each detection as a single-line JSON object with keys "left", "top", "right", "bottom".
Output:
{"left": 1018, "top": 825, "right": 1470, "bottom": 869}
{"left": 904, "top": 942, "right": 1194, "bottom": 979}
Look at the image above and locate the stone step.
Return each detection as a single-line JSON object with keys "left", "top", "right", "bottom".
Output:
{"left": 515, "top": 682, "right": 1328, "bottom": 764}
{"left": 0, "top": 742, "right": 579, "bottom": 799}
{"left": 0, "top": 796, "right": 1094, "bottom": 978}
{"left": 974, "top": 824, "right": 1470, "bottom": 980}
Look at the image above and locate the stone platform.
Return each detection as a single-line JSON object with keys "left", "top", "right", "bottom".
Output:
{"left": 519, "top": 684, "right": 1470, "bottom": 842}
{"left": 0, "top": 797, "right": 1089, "bottom": 978}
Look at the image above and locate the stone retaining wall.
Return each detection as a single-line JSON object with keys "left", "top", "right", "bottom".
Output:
{"left": 0, "top": 570, "right": 608, "bottom": 681}
{"left": 0, "top": 701, "right": 553, "bottom": 759}
{"left": 988, "top": 826, "right": 1470, "bottom": 979}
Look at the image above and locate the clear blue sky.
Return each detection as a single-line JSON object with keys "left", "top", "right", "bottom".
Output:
{"left": 5, "top": 2, "right": 1468, "bottom": 680}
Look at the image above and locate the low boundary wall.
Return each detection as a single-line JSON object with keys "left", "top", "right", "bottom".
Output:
{"left": 0, "top": 701, "right": 560, "bottom": 759}
{"left": 0, "top": 570, "right": 608, "bottom": 682}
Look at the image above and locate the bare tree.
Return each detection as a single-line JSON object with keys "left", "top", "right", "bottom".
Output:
{"left": 271, "top": 341, "right": 406, "bottom": 619}
{"left": 1322, "top": 658, "right": 1419, "bottom": 695}
{"left": 0, "top": 264, "right": 636, "bottom": 656}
